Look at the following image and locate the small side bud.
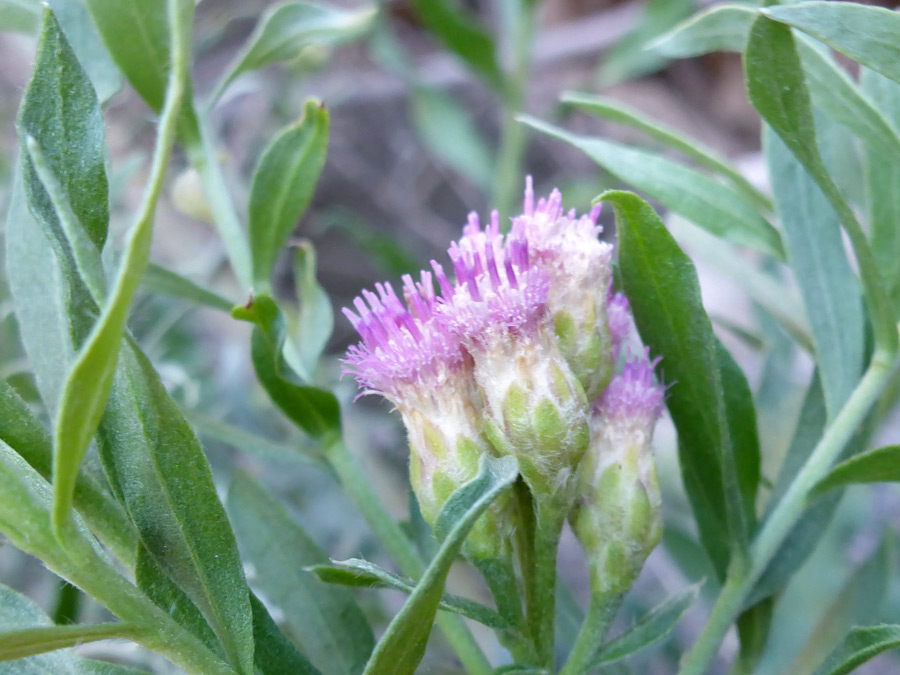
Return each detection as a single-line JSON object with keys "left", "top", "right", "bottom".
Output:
{"left": 572, "top": 349, "right": 665, "bottom": 593}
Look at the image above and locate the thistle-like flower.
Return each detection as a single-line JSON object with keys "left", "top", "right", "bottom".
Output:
{"left": 342, "top": 273, "right": 503, "bottom": 558}
{"left": 512, "top": 177, "right": 615, "bottom": 400}
{"left": 572, "top": 348, "right": 665, "bottom": 594}
{"left": 434, "top": 214, "right": 590, "bottom": 505}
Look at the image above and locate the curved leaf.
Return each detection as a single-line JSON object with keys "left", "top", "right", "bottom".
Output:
{"left": 762, "top": 2, "right": 900, "bottom": 87}
{"left": 813, "top": 625, "right": 900, "bottom": 675}
{"left": 591, "top": 583, "right": 701, "bottom": 667}
{"left": 309, "top": 559, "right": 508, "bottom": 629}
{"left": 521, "top": 116, "right": 784, "bottom": 260}
{"left": 363, "top": 455, "right": 518, "bottom": 675}
{"left": 602, "top": 190, "right": 750, "bottom": 580}
{"left": 249, "top": 100, "right": 329, "bottom": 288}
{"left": 651, "top": 4, "right": 754, "bottom": 58}
{"left": 227, "top": 472, "right": 374, "bottom": 675}
{"left": 813, "top": 445, "right": 900, "bottom": 495}
{"left": 0, "top": 623, "right": 140, "bottom": 663}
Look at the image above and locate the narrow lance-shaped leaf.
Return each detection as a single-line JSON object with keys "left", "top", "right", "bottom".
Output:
{"left": 308, "top": 559, "right": 508, "bottom": 629}
{"left": 16, "top": 8, "right": 109, "bottom": 256}
{"left": 762, "top": 2, "right": 900, "bottom": 87}
{"left": 813, "top": 625, "right": 900, "bottom": 675}
{"left": 410, "top": 0, "right": 504, "bottom": 91}
{"left": 590, "top": 583, "right": 701, "bottom": 668}
{"left": 363, "top": 455, "right": 519, "bottom": 675}
{"left": 292, "top": 241, "right": 333, "bottom": 380}
{"left": 96, "top": 340, "right": 255, "bottom": 675}
{"left": 0, "top": 623, "right": 141, "bottom": 663}
{"left": 212, "top": 1, "right": 375, "bottom": 103}
{"left": 764, "top": 126, "right": 864, "bottom": 420}
{"left": 249, "top": 593, "right": 321, "bottom": 675}
{"left": 602, "top": 190, "right": 749, "bottom": 580}
{"left": 813, "top": 445, "right": 900, "bottom": 495}
{"left": 745, "top": 14, "right": 897, "bottom": 354}
{"left": 49, "top": 0, "right": 193, "bottom": 534}
{"left": 862, "top": 67, "right": 900, "bottom": 316}
{"left": 249, "top": 99, "right": 329, "bottom": 289}
{"left": 82, "top": 0, "right": 169, "bottom": 111}
{"left": 562, "top": 91, "right": 770, "bottom": 211}
{"left": 227, "top": 471, "right": 374, "bottom": 675}
{"left": 142, "top": 262, "right": 234, "bottom": 313}
{"left": 520, "top": 116, "right": 785, "bottom": 260}
{"left": 232, "top": 294, "right": 341, "bottom": 440}
{"left": 650, "top": 3, "right": 755, "bottom": 58}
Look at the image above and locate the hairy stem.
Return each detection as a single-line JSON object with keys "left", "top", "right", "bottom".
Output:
{"left": 559, "top": 587, "right": 624, "bottom": 675}
{"left": 473, "top": 555, "right": 536, "bottom": 665}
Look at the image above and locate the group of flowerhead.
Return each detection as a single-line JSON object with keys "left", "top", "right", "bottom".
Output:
{"left": 343, "top": 177, "right": 665, "bottom": 597}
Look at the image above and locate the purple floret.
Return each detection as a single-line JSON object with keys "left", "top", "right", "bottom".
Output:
{"left": 597, "top": 348, "right": 665, "bottom": 423}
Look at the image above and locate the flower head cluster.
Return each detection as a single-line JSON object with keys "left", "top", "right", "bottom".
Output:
{"left": 343, "top": 178, "right": 665, "bottom": 571}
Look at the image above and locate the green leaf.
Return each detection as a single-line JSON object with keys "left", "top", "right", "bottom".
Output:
{"left": 227, "top": 471, "right": 374, "bottom": 675}
{"left": 813, "top": 625, "right": 900, "bottom": 675}
{"left": 764, "top": 127, "right": 864, "bottom": 420}
{"left": 813, "top": 445, "right": 900, "bottom": 495}
{"left": 213, "top": 1, "right": 375, "bottom": 103}
{"left": 363, "top": 455, "right": 518, "bottom": 675}
{"left": 83, "top": 0, "right": 169, "bottom": 111}
{"left": 745, "top": 13, "right": 897, "bottom": 355}
{"left": 0, "top": 377, "right": 136, "bottom": 566}
{"left": 17, "top": 8, "right": 109, "bottom": 254}
{"left": 232, "top": 294, "right": 341, "bottom": 440}
{"left": 47, "top": 0, "right": 123, "bottom": 103}
{"left": 717, "top": 340, "right": 761, "bottom": 528}
{"left": 862, "top": 68, "right": 900, "bottom": 316}
{"left": 292, "top": 241, "right": 333, "bottom": 380}
{"left": 0, "top": 0, "right": 40, "bottom": 35}
{"left": 134, "top": 546, "right": 222, "bottom": 657}
{"left": 96, "top": 341, "right": 254, "bottom": 675}
{"left": 590, "top": 583, "right": 701, "bottom": 667}
{"left": 520, "top": 116, "right": 784, "bottom": 260}
{"left": 249, "top": 593, "right": 321, "bottom": 675}
{"left": 562, "top": 91, "right": 770, "bottom": 211}
{"left": 410, "top": 0, "right": 503, "bottom": 91}
{"left": 796, "top": 38, "right": 900, "bottom": 166}
{"left": 0, "top": 623, "right": 140, "bottom": 663}
{"left": 788, "top": 534, "right": 891, "bottom": 672}
{"left": 603, "top": 189, "right": 748, "bottom": 580}
{"left": 762, "top": 2, "right": 900, "bottom": 87}
{"left": 735, "top": 598, "right": 774, "bottom": 675}
{"left": 411, "top": 86, "right": 494, "bottom": 186}
{"left": 308, "top": 559, "right": 508, "bottom": 629}
{"left": 248, "top": 100, "right": 329, "bottom": 288}
{"left": 598, "top": 0, "right": 695, "bottom": 86}
{"left": 0, "top": 582, "right": 81, "bottom": 674}
{"left": 651, "top": 3, "right": 754, "bottom": 58}
{"left": 183, "top": 409, "right": 327, "bottom": 469}
{"left": 142, "top": 263, "right": 234, "bottom": 312}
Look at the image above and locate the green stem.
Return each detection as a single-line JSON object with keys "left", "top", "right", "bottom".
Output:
{"left": 492, "top": 0, "right": 535, "bottom": 219}
{"left": 679, "top": 350, "right": 899, "bottom": 675}
{"left": 180, "top": 112, "right": 253, "bottom": 290}
{"left": 473, "top": 556, "right": 536, "bottom": 665}
{"left": 325, "top": 439, "right": 492, "bottom": 675}
{"left": 528, "top": 503, "right": 564, "bottom": 669}
{"left": 558, "top": 588, "right": 624, "bottom": 675}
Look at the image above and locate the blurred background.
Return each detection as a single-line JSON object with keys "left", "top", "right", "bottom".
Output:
{"left": 1, "top": 0, "right": 900, "bottom": 672}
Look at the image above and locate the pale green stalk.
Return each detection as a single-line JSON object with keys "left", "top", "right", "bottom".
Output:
{"left": 325, "top": 438, "right": 492, "bottom": 675}
{"left": 679, "top": 348, "right": 899, "bottom": 674}
{"left": 527, "top": 503, "right": 565, "bottom": 669}
{"left": 558, "top": 589, "right": 624, "bottom": 675}
{"left": 472, "top": 556, "right": 536, "bottom": 664}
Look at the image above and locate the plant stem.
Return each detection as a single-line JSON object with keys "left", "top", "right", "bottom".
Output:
{"left": 181, "top": 112, "right": 253, "bottom": 290}
{"left": 492, "top": 0, "right": 535, "bottom": 219}
{"left": 679, "top": 351, "right": 898, "bottom": 674}
{"left": 325, "top": 438, "right": 492, "bottom": 675}
{"left": 527, "top": 503, "right": 564, "bottom": 669}
{"left": 473, "top": 556, "right": 536, "bottom": 665}
{"left": 558, "top": 588, "right": 624, "bottom": 675}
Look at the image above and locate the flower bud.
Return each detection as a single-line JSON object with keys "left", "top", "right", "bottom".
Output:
{"left": 435, "top": 220, "right": 590, "bottom": 504}
{"left": 342, "top": 273, "right": 504, "bottom": 559}
{"left": 512, "top": 178, "right": 615, "bottom": 401}
{"left": 572, "top": 349, "right": 665, "bottom": 593}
